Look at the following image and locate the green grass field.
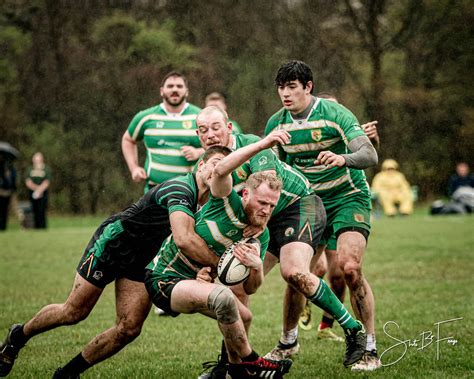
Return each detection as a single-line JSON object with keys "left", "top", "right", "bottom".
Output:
{"left": 0, "top": 211, "right": 473, "bottom": 378}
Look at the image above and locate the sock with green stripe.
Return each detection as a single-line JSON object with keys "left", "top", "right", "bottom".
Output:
{"left": 308, "top": 279, "right": 360, "bottom": 331}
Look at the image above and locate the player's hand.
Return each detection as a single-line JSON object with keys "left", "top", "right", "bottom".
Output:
{"left": 243, "top": 225, "right": 265, "bottom": 238}
{"left": 315, "top": 151, "right": 346, "bottom": 168}
{"left": 233, "top": 243, "right": 262, "bottom": 270}
{"left": 131, "top": 167, "right": 147, "bottom": 182}
{"left": 362, "top": 121, "right": 379, "bottom": 140}
{"left": 261, "top": 130, "right": 291, "bottom": 149}
{"left": 181, "top": 146, "right": 204, "bottom": 161}
{"left": 196, "top": 267, "right": 214, "bottom": 283}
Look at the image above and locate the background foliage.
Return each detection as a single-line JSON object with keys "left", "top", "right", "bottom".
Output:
{"left": 1, "top": 0, "right": 473, "bottom": 213}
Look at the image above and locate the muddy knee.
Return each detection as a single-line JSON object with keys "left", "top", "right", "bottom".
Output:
{"left": 115, "top": 320, "right": 143, "bottom": 344}
{"left": 62, "top": 303, "right": 91, "bottom": 325}
{"left": 208, "top": 286, "right": 239, "bottom": 325}
{"left": 342, "top": 262, "right": 363, "bottom": 288}
{"left": 285, "top": 271, "right": 313, "bottom": 295}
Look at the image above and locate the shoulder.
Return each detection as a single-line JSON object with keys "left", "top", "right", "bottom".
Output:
{"left": 184, "top": 103, "right": 202, "bottom": 114}
{"left": 133, "top": 104, "right": 162, "bottom": 119}
{"left": 316, "top": 98, "right": 357, "bottom": 122}
{"left": 266, "top": 107, "right": 287, "bottom": 125}
{"left": 236, "top": 133, "right": 261, "bottom": 146}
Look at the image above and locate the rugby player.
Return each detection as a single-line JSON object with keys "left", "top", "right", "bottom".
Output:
{"left": 300, "top": 92, "right": 380, "bottom": 341}
{"left": 122, "top": 71, "right": 203, "bottom": 193}
{"left": 0, "top": 148, "right": 227, "bottom": 378}
{"left": 265, "top": 60, "right": 380, "bottom": 371}
{"left": 145, "top": 129, "right": 293, "bottom": 379}
{"left": 195, "top": 106, "right": 367, "bottom": 378}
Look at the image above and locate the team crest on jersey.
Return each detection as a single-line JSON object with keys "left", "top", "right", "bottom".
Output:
{"left": 236, "top": 166, "right": 248, "bottom": 180}
{"left": 285, "top": 227, "right": 295, "bottom": 237}
{"left": 311, "top": 130, "right": 322, "bottom": 142}
{"left": 182, "top": 121, "right": 193, "bottom": 129}
{"left": 155, "top": 121, "right": 164, "bottom": 128}
{"left": 258, "top": 156, "right": 268, "bottom": 166}
{"left": 354, "top": 213, "right": 365, "bottom": 223}
{"left": 226, "top": 229, "right": 238, "bottom": 237}
{"left": 92, "top": 271, "right": 103, "bottom": 281}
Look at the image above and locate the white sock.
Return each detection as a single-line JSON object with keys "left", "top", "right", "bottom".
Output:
{"left": 280, "top": 327, "right": 298, "bottom": 345}
{"left": 366, "top": 333, "right": 376, "bottom": 351}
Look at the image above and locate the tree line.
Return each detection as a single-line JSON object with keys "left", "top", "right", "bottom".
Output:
{"left": 1, "top": 0, "right": 472, "bottom": 213}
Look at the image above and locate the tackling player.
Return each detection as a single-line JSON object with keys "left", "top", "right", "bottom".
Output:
{"left": 0, "top": 148, "right": 226, "bottom": 378}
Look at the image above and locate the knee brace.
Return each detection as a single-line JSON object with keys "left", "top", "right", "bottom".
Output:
{"left": 207, "top": 286, "right": 239, "bottom": 325}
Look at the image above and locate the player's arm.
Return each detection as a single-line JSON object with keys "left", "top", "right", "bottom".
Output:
{"left": 121, "top": 131, "right": 147, "bottom": 182}
{"left": 211, "top": 130, "right": 291, "bottom": 198}
{"left": 170, "top": 211, "right": 219, "bottom": 266}
{"left": 316, "top": 135, "right": 378, "bottom": 169}
{"left": 232, "top": 240, "right": 263, "bottom": 294}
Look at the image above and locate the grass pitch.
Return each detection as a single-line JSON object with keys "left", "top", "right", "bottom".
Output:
{"left": 0, "top": 211, "right": 473, "bottom": 378}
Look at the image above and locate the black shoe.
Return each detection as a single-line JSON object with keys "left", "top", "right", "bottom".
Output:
{"left": 0, "top": 324, "right": 24, "bottom": 377}
{"left": 198, "top": 354, "right": 228, "bottom": 379}
{"left": 343, "top": 321, "right": 367, "bottom": 367}
{"left": 228, "top": 356, "right": 292, "bottom": 379}
{"left": 52, "top": 368, "right": 80, "bottom": 379}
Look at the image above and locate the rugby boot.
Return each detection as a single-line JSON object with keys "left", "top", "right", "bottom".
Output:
{"left": 0, "top": 324, "right": 25, "bottom": 377}
{"left": 264, "top": 340, "right": 300, "bottom": 361}
{"left": 198, "top": 354, "right": 228, "bottom": 379}
{"left": 317, "top": 325, "right": 344, "bottom": 342}
{"left": 228, "top": 357, "right": 292, "bottom": 379}
{"left": 343, "top": 321, "right": 367, "bottom": 367}
{"left": 298, "top": 301, "right": 313, "bottom": 331}
{"left": 351, "top": 349, "right": 382, "bottom": 371}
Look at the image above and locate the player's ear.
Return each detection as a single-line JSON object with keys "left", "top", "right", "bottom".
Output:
{"left": 305, "top": 81, "right": 313, "bottom": 94}
{"left": 227, "top": 122, "right": 233, "bottom": 134}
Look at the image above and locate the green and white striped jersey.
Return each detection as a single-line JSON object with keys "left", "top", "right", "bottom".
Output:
{"left": 265, "top": 97, "right": 370, "bottom": 204}
{"left": 127, "top": 102, "right": 202, "bottom": 185}
{"left": 231, "top": 134, "right": 312, "bottom": 215}
{"left": 151, "top": 189, "right": 269, "bottom": 280}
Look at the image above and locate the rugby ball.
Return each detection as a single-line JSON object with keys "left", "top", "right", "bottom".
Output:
{"left": 217, "top": 238, "right": 259, "bottom": 286}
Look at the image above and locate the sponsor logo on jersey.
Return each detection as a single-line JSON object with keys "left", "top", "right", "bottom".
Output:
{"left": 182, "top": 120, "right": 193, "bottom": 129}
{"left": 285, "top": 227, "right": 295, "bottom": 237}
{"left": 354, "top": 213, "right": 365, "bottom": 222}
{"left": 93, "top": 271, "right": 103, "bottom": 281}
{"left": 258, "top": 156, "right": 268, "bottom": 166}
{"left": 226, "top": 229, "right": 238, "bottom": 237}
{"left": 179, "top": 199, "right": 189, "bottom": 206}
{"left": 311, "top": 130, "right": 322, "bottom": 142}
{"left": 236, "top": 166, "right": 248, "bottom": 180}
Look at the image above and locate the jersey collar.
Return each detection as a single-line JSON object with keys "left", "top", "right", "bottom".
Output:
{"left": 160, "top": 102, "right": 189, "bottom": 116}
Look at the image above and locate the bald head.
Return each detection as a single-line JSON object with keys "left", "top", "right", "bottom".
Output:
{"left": 196, "top": 106, "right": 233, "bottom": 150}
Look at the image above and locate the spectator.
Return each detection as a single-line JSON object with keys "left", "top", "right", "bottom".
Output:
{"left": 204, "top": 91, "right": 243, "bottom": 134}
{"left": 448, "top": 162, "right": 474, "bottom": 197}
{"left": 371, "top": 159, "right": 413, "bottom": 216}
{"left": 0, "top": 154, "right": 17, "bottom": 231}
{"left": 25, "top": 152, "right": 51, "bottom": 229}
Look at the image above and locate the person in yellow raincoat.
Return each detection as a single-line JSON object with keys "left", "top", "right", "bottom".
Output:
{"left": 371, "top": 159, "right": 413, "bottom": 216}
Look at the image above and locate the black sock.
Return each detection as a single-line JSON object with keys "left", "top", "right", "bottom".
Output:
{"left": 242, "top": 350, "right": 259, "bottom": 362}
{"left": 10, "top": 325, "right": 29, "bottom": 347}
{"left": 322, "top": 315, "right": 335, "bottom": 328}
{"left": 61, "top": 353, "right": 92, "bottom": 375}
{"left": 220, "top": 340, "right": 228, "bottom": 362}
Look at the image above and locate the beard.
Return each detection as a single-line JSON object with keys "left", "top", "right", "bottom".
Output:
{"left": 163, "top": 92, "right": 186, "bottom": 106}
{"left": 244, "top": 203, "right": 271, "bottom": 227}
